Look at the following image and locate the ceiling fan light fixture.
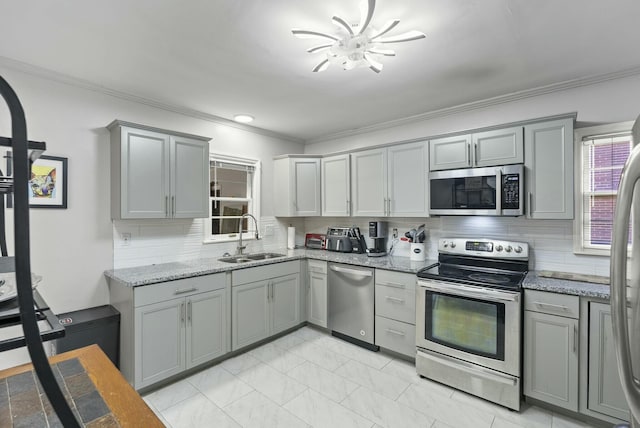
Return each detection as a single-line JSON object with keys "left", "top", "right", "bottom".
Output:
{"left": 233, "top": 114, "right": 254, "bottom": 123}
{"left": 292, "top": 0, "right": 425, "bottom": 73}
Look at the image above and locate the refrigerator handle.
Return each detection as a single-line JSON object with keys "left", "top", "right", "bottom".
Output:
{"left": 611, "top": 142, "right": 640, "bottom": 423}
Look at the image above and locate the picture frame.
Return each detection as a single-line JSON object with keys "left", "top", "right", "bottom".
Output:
{"left": 29, "top": 155, "right": 68, "bottom": 209}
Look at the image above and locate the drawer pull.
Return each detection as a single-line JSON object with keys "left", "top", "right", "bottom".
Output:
{"left": 534, "top": 302, "right": 570, "bottom": 312}
{"left": 309, "top": 267, "right": 325, "bottom": 273}
{"left": 385, "top": 296, "right": 405, "bottom": 304}
{"left": 378, "top": 281, "right": 406, "bottom": 289}
{"left": 385, "top": 328, "right": 406, "bottom": 337}
{"left": 175, "top": 287, "right": 198, "bottom": 295}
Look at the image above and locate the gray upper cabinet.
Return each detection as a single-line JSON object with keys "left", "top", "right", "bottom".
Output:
{"left": 321, "top": 154, "right": 351, "bottom": 216}
{"left": 273, "top": 156, "right": 321, "bottom": 217}
{"left": 109, "top": 121, "right": 209, "bottom": 219}
{"left": 523, "top": 290, "right": 579, "bottom": 411}
{"left": 472, "top": 127, "right": 524, "bottom": 167}
{"left": 524, "top": 118, "right": 574, "bottom": 219}
{"left": 430, "top": 127, "right": 523, "bottom": 171}
{"left": 351, "top": 142, "right": 429, "bottom": 217}
{"left": 429, "top": 134, "right": 472, "bottom": 170}
{"left": 588, "top": 302, "right": 630, "bottom": 421}
{"left": 351, "top": 148, "right": 387, "bottom": 216}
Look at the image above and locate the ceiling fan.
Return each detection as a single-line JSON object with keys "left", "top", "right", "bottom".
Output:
{"left": 292, "top": 0, "right": 425, "bottom": 73}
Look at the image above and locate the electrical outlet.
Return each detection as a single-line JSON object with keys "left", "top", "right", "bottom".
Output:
{"left": 264, "top": 224, "right": 274, "bottom": 237}
{"left": 392, "top": 228, "right": 398, "bottom": 239}
{"left": 121, "top": 232, "right": 131, "bottom": 246}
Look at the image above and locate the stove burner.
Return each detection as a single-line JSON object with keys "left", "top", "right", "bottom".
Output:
{"left": 467, "top": 273, "right": 511, "bottom": 284}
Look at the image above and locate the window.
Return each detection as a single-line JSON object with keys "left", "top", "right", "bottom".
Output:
{"left": 204, "top": 155, "right": 260, "bottom": 243}
{"left": 575, "top": 122, "right": 634, "bottom": 255}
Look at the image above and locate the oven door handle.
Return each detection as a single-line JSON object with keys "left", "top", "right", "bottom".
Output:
{"left": 418, "top": 280, "right": 519, "bottom": 302}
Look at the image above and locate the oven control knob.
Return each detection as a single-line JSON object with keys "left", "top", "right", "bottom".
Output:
{"left": 450, "top": 242, "right": 456, "bottom": 248}
{"left": 505, "top": 245, "right": 513, "bottom": 253}
{"left": 515, "top": 246, "right": 523, "bottom": 254}
{"left": 495, "top": 245, "right": 503, "bottom": 252}
{"left": 443, "top": 242, "right": 448, "bottom": 248}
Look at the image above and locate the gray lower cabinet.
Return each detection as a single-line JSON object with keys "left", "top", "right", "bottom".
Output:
{"left": 231, "top": 261, "right": 301, "bottom": 351}
{"left": 307, "top": 260, "right": 328, "bottom": 328}
{"left": 524, "top": 290, "right": 579, "bottom": 411}
{"left": 588, "top": 302, "right": 630, "bottom": 421}
{"left": 374, "top": 269, "right": 416, "bottom": 358}
{"left": 109, "top": 273, "right": 228, "bottom": 390}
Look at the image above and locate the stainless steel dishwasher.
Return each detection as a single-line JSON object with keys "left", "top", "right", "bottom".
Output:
{"left": 328, "top": 263, "right": 378, "bottom": 351}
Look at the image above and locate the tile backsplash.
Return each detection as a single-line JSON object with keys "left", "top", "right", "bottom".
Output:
{"left": 113, "top": 215, "right": 610, "bottom": 277}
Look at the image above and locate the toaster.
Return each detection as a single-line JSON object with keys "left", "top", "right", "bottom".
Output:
{"left": 305, "top": 233, "right": 326, "bottom": 249}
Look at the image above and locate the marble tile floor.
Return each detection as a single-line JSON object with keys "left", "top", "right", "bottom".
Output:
{"left": 143, "top": 326, "right": 599, "bottom": 428}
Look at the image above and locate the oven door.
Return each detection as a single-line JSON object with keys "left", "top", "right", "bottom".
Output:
{"left": 429, "top": 164, "right": 523, "bottom": 216}
{"left": 416, "top": 279, "right": 521, "bottom": 376}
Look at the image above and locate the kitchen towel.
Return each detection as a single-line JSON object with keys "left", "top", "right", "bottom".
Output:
{"left": 287, "top": 226, "right": 296, "bottom": 249}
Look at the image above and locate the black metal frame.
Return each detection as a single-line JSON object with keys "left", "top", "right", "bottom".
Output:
{"left": 0, "top": 76, "right": 80, "bottom": 427}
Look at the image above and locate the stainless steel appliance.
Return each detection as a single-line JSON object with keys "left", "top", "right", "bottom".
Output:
{"left": 610, "top": 116, "right": 640, "bottom": 427}
{"left": 415, "top": 238, "right": 529, "bottom": 411}
{"left": 429, "top": 164, "right": 524, "bottom": 216}
{"left": 366, "top": 221, "right": 387, "bottom": 257}
{"left": 328, "top": 263, "right": 377, "bottom": 350}
{"left": 305, "top": 233, "right": 326, "bottom": 249}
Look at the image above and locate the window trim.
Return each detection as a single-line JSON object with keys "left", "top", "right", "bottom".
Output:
{"left": 203, "top": 153, "right": 261, "bottom": 244}
{"left": 573, "top": 121, "right": 634, "bottom": 256}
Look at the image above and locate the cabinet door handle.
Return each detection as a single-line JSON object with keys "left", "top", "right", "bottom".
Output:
{"left": 528, "top": 192, "right": 533, "bottom": 218}
{"left": 385, "top": 296, "right": 405, "bottom": 304}
{"left": 187, "top": 300, "right": 192, "bottom": 323}
{"left": 175, "top": 287, "right": 198, "bottom": 295}
{"left": 467, "top": 143, "right": 471, "bottom": 166}
{"left": 180, "top": 302, "right": 185, "bottom": 324}
{"left": 474, "top": 143, "right": 478, "bottom": 166}
{"left": 165, "top": 196, "right": 169, "bottom": 218}
{"left": 172, "top": 195, "right": 176, "bottom": 217}
{"left": 271, "top": 282, "right": 275, "bottom": 300}
{"left": 573, "top": 325, "right": 578, "bottom": 353}
{"left": 385, "top": 328, "right": 406, "bottom": 337}
{"left": 378, "top": 281, "right": 406, "bottom": 289}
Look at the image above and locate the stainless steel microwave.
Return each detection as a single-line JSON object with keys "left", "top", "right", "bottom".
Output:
{"left": 429, "top": 164, "right": 524, "bottom": 216}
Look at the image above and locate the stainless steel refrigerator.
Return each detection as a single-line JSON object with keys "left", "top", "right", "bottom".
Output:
{"left": 611, "top": 116, "right": 640, "bottom": 427}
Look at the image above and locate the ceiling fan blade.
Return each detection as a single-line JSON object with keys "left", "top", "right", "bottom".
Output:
{"left": 366, "top": 48, "right": 396, "bottom": 56}
{"left": 364, "top": 52, "right": 383, "bottom": 73}
{"left": 357, "top": 0, "right": 376, "bottom": 34}
{"left": 312, "top": 59, "right": 330, "bottom": 72}
{"left": 292, "top": 29, "right": 339, "bottom": 41}
{"left": 331, "top": 16, "right": 354, "bottom": 35}
{"left": 377, "top": 30, "right": 426, "bottom": 44}
{"left": 370, "top": 20, "right": 400, "bottom": 40}
{"left": 307, "top": 43, "right": 333, "bottom": 53}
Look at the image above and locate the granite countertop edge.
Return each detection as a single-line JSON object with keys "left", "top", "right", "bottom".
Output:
{"left": 104, "top": 248, "right": 439, "bottom": 287}
{"left": 104, "top": 251, "right": 612, "bottom": 299}
{"left": 522, "top": 271, "right": 610, "bottom": 299}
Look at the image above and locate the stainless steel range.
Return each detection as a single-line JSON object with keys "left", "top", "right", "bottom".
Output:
{"left": 415, "top": 238, "right": 528, "bottom": 411}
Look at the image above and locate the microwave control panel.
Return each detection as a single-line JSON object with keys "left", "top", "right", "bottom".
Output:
{"left": 502, "top": 174, "right": 520, "bottom": 210}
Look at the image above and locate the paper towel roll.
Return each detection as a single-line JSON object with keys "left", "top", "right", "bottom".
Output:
{"left": 287, "top": 226, "right": 296, "bottom": 249}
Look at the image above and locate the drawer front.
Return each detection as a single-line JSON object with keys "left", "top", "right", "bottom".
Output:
{"left": 233, "top": 260, "right": 300, "bottom": 286}
{"left": 375, "top": 269, "right": 416, "bottom": 291}
{"left": 524, "top": 290, "right": 579, "bottom": 319}
{"left": 307, "top": 259, "right": 327, "bottom": 274}
{"left": 135, "top": 273, "right": 226, "bottom": 307}
{"left": 375, "top": 316, "right": 416, "bottom": 358}
{"left": 375, "top": 284, "right": 415, "bottom": 324}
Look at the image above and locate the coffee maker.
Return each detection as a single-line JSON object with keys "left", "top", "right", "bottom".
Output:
{"left": 367, "top": 221, "right": 387, "bottom": 257}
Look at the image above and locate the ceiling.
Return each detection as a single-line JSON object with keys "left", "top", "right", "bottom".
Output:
{"left": 1, "top": 0, "right": 639, "bottom": 142}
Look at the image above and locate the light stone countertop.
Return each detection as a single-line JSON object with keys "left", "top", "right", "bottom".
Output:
{"left": 522, "top": 271, "right": 611, "bottom": 299}
{"left": 104, "top": 248, "right": 438, "bottom": 287}
{"left": 105, "top": 249, "right": 612, "bottom": 300}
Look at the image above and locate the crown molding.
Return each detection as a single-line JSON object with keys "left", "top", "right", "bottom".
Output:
{"left": 306, "top": 66, "right": 640, "bottom": 144}
{"left": 0, "top": 56, "right": 304, "bottom": 144}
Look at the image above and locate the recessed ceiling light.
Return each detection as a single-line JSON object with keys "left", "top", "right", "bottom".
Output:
{"left": 234, "top": 114, "right": 254, "bottom": 123}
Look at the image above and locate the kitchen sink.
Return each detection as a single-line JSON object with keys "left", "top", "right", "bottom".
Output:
{"left": 218, "top": 253, "right": 286, "bottom": 263}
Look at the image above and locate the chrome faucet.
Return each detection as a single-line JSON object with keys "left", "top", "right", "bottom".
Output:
{"left": 236, "top": 213, "right": 260, "bottom": 255}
